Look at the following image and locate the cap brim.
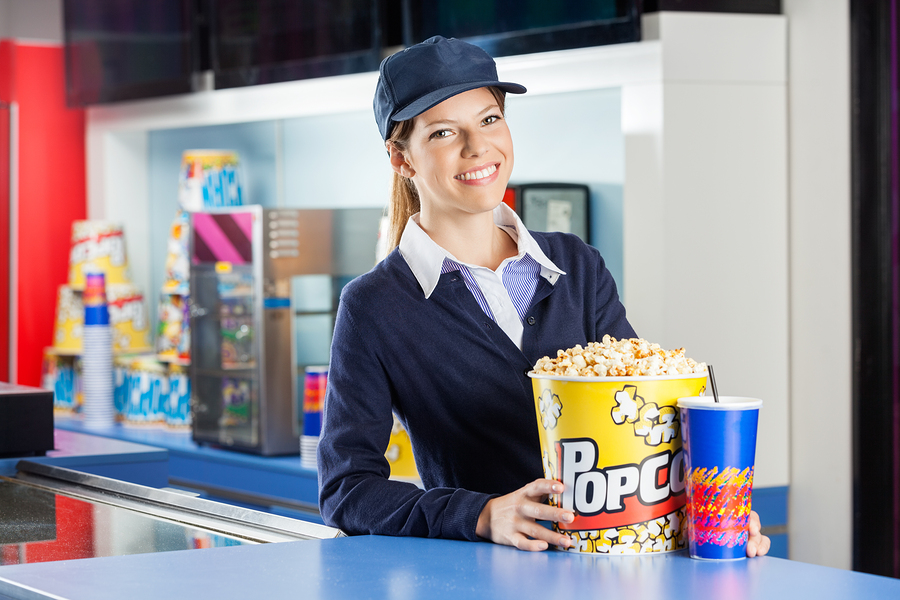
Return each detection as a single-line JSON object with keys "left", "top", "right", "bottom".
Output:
{"left": 392, "top": 80, "right": 527, "bottom": 124}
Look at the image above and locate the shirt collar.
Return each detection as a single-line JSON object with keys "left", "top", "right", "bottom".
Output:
{"left": 399, "top": 203, "right": 566, "bottom": 298}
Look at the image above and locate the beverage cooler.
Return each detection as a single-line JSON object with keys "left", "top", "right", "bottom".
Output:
{"left": 188, "top": 206, "right": 333, "bottom": 455}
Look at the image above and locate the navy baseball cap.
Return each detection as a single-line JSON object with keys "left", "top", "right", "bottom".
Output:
{"left": 374, "top": 36, "right": 527, "bottom": 141}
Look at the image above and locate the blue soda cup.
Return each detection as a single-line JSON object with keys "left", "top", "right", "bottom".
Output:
{"left": 676, "top": 396, "right": 762, "bottom": 560}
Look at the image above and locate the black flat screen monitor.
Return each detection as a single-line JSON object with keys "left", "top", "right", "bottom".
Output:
{"left": 210, "top": 0, "right": 381, "bottom": 89}
{"left": 405, "top": 0, "right": 642, "bottom": 57}
{"left": 63, "top": 0, "right": 195, "bottom": 106}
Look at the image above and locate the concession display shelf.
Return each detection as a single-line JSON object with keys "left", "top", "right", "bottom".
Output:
{"left": 0, "top": 461, "right": 340, "bottom": 566}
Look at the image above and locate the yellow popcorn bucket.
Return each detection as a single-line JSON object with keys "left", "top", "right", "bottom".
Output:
{"left": 51, "top": 285, "right": 84, "bottom": 355}
{"left": 107, "top": 283, "right": 153, "bottom": 355}
{"left": 67, "top": 221, "right": 129, "bottom": 290}
{"left": 52, "top": 283, "right": 152, "bottom": 356}
{"left": 386, "top": 415, "right": 419, "bottom": 480}
{"left": 529, "top": 372, "right": 707, "bottom": 555}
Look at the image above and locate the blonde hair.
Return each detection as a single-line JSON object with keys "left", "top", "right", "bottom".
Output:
{"left": 384, "top": 87, "right": 508, "bottom": 252}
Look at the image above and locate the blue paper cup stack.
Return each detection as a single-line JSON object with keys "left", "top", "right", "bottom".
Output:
{"left": 300, "top": 366, "right": 327, "bottom": 470}
{"left": 81, "top": 271, "right": 115, "bottom": 428}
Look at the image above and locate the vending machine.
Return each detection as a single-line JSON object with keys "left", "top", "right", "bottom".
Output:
{"left": 189, "top": 206, "right": 332, "bottom": 455}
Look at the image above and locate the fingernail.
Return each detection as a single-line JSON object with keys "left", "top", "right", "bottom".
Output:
{"left": 552, "top": 483, "right": 562, "bottom": 492}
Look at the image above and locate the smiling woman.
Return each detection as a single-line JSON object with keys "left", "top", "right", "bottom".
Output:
{"left": 314, "top": 35, "right": 769, "bottom": 557}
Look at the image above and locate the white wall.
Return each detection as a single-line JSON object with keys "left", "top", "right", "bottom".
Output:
{"left": 783, "top": 0, "right": 852, "bottom": 570}
{"left": 625, "top": 12, "right": 790, "bottom": 493}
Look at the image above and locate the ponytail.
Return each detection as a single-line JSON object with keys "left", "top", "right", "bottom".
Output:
{"left": 387, "top": 172, "right": 419, "bottom": 252}
{"left": 384, "top": 117, "right": 419, "bottom": 253}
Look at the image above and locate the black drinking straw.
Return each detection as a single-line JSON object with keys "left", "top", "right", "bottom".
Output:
{"left": 708, "top": 364, "right": 720, "bottom": 403}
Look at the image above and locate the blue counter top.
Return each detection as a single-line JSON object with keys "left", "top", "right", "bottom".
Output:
{"left": 0, "top": 535, "right": 897, "bottom": 600}
{"left": 53, "top": 416, "right": 322, "bottom": 520}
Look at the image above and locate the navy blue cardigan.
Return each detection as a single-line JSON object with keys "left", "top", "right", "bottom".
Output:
{"left": 317, "top": 230, "right": 636, "bottom": 540}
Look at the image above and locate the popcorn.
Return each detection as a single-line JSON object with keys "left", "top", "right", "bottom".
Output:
{"left": 532, "top": 335, "right": 707, "bottom": 378}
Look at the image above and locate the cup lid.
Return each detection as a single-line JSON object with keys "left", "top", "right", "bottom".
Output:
{"left": 676, "top": 396, "right": 762, "bottom": 410}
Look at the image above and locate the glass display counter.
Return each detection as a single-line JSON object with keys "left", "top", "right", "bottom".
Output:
{"left": 0, "top": 461, "right": 339, "bottom": 565}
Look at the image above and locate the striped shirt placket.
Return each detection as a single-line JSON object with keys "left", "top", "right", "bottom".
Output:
{"left": 441, "top": 253, "right": 541, "bottom": 323}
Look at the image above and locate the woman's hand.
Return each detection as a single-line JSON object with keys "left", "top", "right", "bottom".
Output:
{"left": 476, "top": 478, "right": 574, "bottom": 551}
{"left": 746, "top": 510, "right": 771, "bottom": 557}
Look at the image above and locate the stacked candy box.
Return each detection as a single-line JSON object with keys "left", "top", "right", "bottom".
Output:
{"left": 156, "top": 209, "right": 192, "bottom": 365}
{"left": 51, "top": 349, "right": 189, "bottom": 431}
{"left": 162, "top": 209, "right": 190, "bottom": 295}
{"left": 120, "top": 356, "right": 169, "bottom": 428}
{"left": 166, "top": 364, "right": 192, "bottom": 430}
{"left": 110, "top": 355, "right": 192, "bottom": 431}
{"left": 220, "top": 377, "right": 253, "bottom": 428}
{"left": 156, "top": 293, "right": 191, "bottom": 364}
{"left": 113, "top": 355, "right": 131, "bottom": 418}
{"left": 42, "top": 349, "right": 83, "bottom": 415}
{"left": 218, "top": 277, "right": 255, "bottom": 369}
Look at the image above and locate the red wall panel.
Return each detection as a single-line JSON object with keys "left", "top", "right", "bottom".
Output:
{"left": 0, "top": 42, "right": 12, "bottom": 382}
{"left": 5, "top": 43, "right": 86, "bottom": 385}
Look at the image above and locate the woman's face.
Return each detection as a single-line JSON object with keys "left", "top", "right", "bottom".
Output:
{"left": 393, "top": 87, "right": 513, "bottom": 220}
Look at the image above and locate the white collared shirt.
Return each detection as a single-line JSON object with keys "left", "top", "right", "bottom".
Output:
{"left": 398, "top": 203, "right": 566, "bottom": 349}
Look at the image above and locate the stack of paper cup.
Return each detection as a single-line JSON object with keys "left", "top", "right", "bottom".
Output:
{"left": 300, "top": 366, "right": 327, "bottom": 469}
{"left": 81, "top": 272, "right": 115, "bottom": 428}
